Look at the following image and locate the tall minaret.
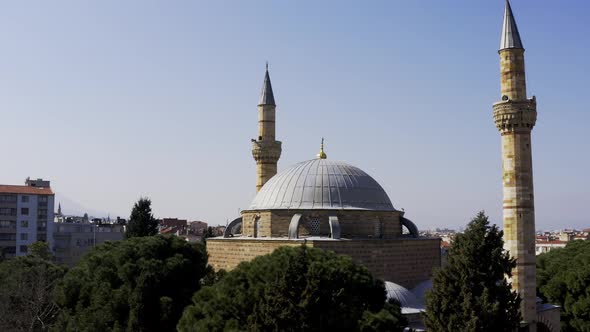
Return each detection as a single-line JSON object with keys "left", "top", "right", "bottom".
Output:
{"left": 252, "top": 64, "right": 282, "bottom": 192}
{"left": 493, "top": 1, "right": 538, "bottom": 329}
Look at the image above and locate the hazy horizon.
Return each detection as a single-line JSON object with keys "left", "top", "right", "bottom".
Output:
{"left": 1, "top": 1, "right": 588, "bottom": 230}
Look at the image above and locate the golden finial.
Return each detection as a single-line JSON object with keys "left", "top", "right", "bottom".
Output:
{"left": 317, "top": 137, "right": 327, "bottom": 159}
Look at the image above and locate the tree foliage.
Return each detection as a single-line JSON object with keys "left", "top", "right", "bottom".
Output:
{"left": 53, "top": 235, "right": 208, "bottom": 332}
{"left": 30, "top": 241, "right": 53, "bottom": 261}
{"left": 425, "top": 211, "right": 521, "bottom": 331}
{"left": 178, "top": 245, "right": 406, "bottom": 332}
{"left": 125, "top": 197, "right": 158, "bottom": 238}
{"left": 537, "top": 240, "right": 590, "bottom": 331}
{"left": 0, "top": 256, "right": 66, "bottom": 331}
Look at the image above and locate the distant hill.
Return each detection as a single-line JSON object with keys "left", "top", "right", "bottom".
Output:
{"left": 54, "top": 193, "right": 110, "bottom": 218}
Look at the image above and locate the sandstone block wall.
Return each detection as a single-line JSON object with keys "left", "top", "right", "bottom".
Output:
{"left": 495, "top": 46, "right": 538, "bottom": 328}
{"left": 313, "top": 238, "right": 440, "bottom": 288}
{"left": 207, "top": 237, "right": 440, "bottom": 289}
{"left": 499, "top": 48, "right": 526, "bottom": 100}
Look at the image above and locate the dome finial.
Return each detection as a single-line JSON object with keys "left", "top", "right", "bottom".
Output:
{"left": 317, "top": 137, "right": 327, "bottom": 159}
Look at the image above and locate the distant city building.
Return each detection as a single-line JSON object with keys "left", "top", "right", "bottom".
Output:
{"left": 188, "top": 221, "right": 208, "bottom": 237}
{"left": 536, "top": 240, "right": 567, "bottom": 255}
{"left": 159, "top": 218, "right": 188, "bottom": 236}
{"left": 158, "top": 218, "right": 211, "bottom": 242}
{"left": 161, "top": 218, "right": 188, "bottom": 229}
{"left": 535, "top": 230, "right": 589, "bottom": 255}
{"left": 0, "top": 178, "right": 55, "bottom": 258}
{"left": 53, "top": 222, "right": 125, "bottom": 266}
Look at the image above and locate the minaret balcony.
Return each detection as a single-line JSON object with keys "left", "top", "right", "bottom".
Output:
{"left": 493, "top": 98, "right": 537, "bottom": 133}
{"left": 252, "top": 140, "right": 282, "bottom": 163}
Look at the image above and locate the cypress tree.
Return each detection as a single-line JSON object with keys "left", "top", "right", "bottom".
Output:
{"left": 425, "top": 211, "right": 521, "bottom": 331}
{"left": 125, "top": 197, "right": 159, "bottom": 238}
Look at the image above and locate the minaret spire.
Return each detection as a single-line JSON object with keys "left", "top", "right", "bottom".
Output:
{"left": 259, "top": 62, "right": 276, "bottom": 106}
{"left": 252, "top": 64, "right": 282, "bottom": 192}
{"left": 500, "top": 0, "right": 524, "bottom": 50}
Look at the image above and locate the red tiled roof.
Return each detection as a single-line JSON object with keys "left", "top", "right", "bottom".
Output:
{"left": 0, "top": 185, "right": 54, "bottom": 195}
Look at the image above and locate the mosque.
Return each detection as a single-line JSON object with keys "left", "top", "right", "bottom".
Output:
{"left": 207, "top": 59, "right": 441, "bottom": 290}
{"left": 207, "top": 1, "right": 561, "bottom": 331}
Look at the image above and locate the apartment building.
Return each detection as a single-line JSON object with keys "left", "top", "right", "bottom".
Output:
{"left": 53, "top": 222, "right": 124, "bottom": 266}
{"left": 0, "top": 178, "right": 54, "bottom": 258}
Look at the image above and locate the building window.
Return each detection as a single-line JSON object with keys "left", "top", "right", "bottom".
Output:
{"left": 21, "top": 196, "right": 29, "bottom": 203}
{"left": 0, "top": 234, "right": 16, "bottom": 241}
{"left": 21, "top": 208, "right": 29, "bottom": 216}
{"left": 19, "top": 245, "right": 28, "bottom": 253}
{"left": 38, "top": 196, "right": 48, "bottom": 203}
{"left": 253, "top": 217, "right": 260, "bottom": 238}
{"left": 21, "top": 220, "right": 28, "bottom": 228}
{"left": 0, "top": 220, "right": 16, "bottom": 229}
{"left": 0, "top": 195, "right": 16, "bottom": 202}
{"left": 309, "top": 217, "right": 320, "bottom": 236}
{"left": 374, "top": 220, "right": 383, "bottom": 238}
{"left": 20, "top": 233, "right": 28, "bottom": 241}
{"left": 37, "top": 234, "right": 47, "bottom": 242}
{"left": 0, "top": 208, "right": 16, "bottom": 216}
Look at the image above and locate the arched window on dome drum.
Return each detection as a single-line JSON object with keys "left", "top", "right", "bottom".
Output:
{"left": 309, "top": 217, "right": 320, "bottom": 236}
{"left": 253, "top": 216, "right": 260, "bottom": 238}
{"left": 400, "top": 217, "right": 419, "bottom": 238}
{"left": 374, "top": 220, "right": 383, "bottom": 238}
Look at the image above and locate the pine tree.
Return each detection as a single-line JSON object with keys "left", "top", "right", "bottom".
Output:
{"left": 178, "top": 245, "right": 407, "bottom": 331}
{"left": 425, "top": 211, "right": 521, "bottom": 331}
{"left": 125, "top": 197, "right": 159, "bottom": 238}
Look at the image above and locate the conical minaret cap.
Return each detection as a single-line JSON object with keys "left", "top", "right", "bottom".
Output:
{"left": 500, "top": 0, "right": 524, "bottom": 50}
{"left": 258, "top": 63, "right": 276, "bottom": 106}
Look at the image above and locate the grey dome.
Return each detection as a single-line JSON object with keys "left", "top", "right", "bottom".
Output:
{"left": 248, "top": 159, "right": 395, "bottom": 211}
{"left": 385, "top": 281, "right": 419, "bottom": 307}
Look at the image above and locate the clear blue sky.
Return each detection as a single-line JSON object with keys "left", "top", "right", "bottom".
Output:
{"left": 1, "top": 1, "right": 588, "bottom": 230}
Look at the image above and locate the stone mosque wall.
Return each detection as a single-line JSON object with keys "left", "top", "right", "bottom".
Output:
{"left": 207, "top": 237, "right": 440, "bottom": 289}
{"left": 240, "top": 210, "right": 403, "bottom": 238}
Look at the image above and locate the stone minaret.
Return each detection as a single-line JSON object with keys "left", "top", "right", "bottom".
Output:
{"left": 252, "top": 64, "right": 282, "bottom": 192}
{"left": 493, "top": 1, "right": 538, "bottom": 329}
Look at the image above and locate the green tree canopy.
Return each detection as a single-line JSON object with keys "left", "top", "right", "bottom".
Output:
{"left": 537, "top": 239, "right": 590, "bottom": 331}
{"left": 30, "top": 241, "right": 53, "bottom": 261}
{"left": 0, "top": 256, "right": 66, "bottom": 331}
{"left": 53, "top": 235, "right": 208, "bottom": 332}
{"left": 425, "top": 211, "right": 521, "bottom": 331}
{"left": 125, "top": 197, "right": 158, "bottom": 238}
{"left": 178, "top": 245, "right": 406, "bottom": 332}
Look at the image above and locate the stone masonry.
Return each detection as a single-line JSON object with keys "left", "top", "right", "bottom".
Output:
{"left": 240, "top": 209, "right": 403, "bottom": 238}
{"left": 207, "top": 237, "right": 441, "bottom": 289}
{"left": 493, "top": 43, "right": 538, "bottom": 330}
